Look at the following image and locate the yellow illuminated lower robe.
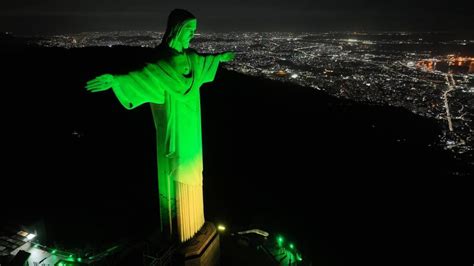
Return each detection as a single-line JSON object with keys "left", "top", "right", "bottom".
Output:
{"left": 111, "top": 49, "right": 221, "bottom": 242}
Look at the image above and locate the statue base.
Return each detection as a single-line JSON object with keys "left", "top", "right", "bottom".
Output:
{"left": 177, "top": 222, "right": 220, "bottom": 266}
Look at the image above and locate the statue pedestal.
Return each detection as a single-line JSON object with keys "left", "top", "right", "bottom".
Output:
{"left": 177, "top": 222, "right": 220, "bottom": 266}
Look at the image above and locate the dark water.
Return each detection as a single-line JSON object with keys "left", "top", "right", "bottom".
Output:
{"left": 0, "top": 42, "right": 471, "bottom": 265}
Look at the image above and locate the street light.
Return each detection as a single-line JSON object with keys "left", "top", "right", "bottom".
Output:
{"left": 217, "top": 224, "right": 226, "bottom": 232}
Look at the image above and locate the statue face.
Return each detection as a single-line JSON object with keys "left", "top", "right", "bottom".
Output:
{"left": 178, "top": 19, "right": 197, "bottom": 49}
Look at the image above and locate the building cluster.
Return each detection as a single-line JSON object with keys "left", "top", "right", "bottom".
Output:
{"left": 33, "top": 31, "right": 163, "bottom": 48}
{"left": 417, "top": 56, "right": 474, "bottom": 74}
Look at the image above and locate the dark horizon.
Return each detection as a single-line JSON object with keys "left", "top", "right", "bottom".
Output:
{"left": 1, "top": 0, "right": 473, "bottom": 35}
{"left": 2, "top": 22, "right": 473, "bottom": 37}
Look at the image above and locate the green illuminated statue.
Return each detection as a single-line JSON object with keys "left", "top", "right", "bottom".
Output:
{"left": 85, "top": 9, "right": 235, "bottom": 242}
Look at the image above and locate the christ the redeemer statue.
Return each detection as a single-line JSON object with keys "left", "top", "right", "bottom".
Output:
{"left": 85, "top": 9, "right": 235, "bottom": 242}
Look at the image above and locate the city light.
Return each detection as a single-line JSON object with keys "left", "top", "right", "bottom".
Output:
{"left": 416, "top": 56, "right": 473, "bottom": 74}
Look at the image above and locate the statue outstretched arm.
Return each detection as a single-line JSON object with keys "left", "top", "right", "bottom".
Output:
{"left": 194, "top": 50, "right": 235, "bottom": 63}
{"left": 190, "top": 50, "right": 235, "bottom": 85}
{"left": 218, "top": 51, "right": 236, "bottom": 63}
{"left": 85, "top": 74, "right": 117, "bottom": 93}
{"left": 85, "top": 66, "right": 165, "bottom": 110}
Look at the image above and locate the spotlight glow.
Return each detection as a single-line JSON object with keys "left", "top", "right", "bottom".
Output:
{"left": 297, "top": 254, "right": 303, "bottom": 261}
{"left": 277, "top": 235, "right": 284, "bottom": 247}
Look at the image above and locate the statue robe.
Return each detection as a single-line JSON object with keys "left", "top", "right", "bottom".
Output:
{"left": 111, "top": 49, "right": 221, "bottom": 242}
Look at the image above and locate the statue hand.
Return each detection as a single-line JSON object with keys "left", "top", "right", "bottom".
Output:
{"left": 85, "top": 74, "right": 116, "bottom": 93}
{"left": 220, "top": 51, "right": 236, "bottom": 63}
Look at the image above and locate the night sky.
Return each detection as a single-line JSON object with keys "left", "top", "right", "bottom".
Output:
{"left": 1, "top": 0, "right": 473, "bottom": 34}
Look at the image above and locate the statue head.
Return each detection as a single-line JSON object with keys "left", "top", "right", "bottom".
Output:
{"left": 162, "top": 9, "right": 197, "bottom": 52}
